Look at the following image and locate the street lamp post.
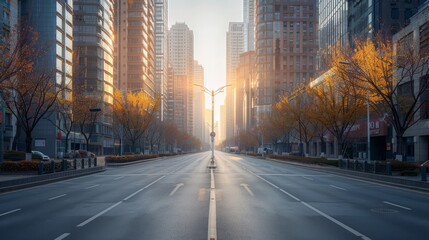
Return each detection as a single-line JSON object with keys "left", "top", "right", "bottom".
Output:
{"left": 195, "top": 84, "right": 230, "bottom": 168}
{"left": 340, "top": 61, "right": 370, "bottom": 162}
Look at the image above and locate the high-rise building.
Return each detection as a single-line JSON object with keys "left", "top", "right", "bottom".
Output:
{"left": 226, "top": 22, "right": 244, "bottom": 144}
{"left": 319, "top": 0, "right": 348, "bottom": 53}
{"left": 19, "top": 0, "right": 74, "bottom": 157}
{"left": 155, "top": 0, "right": 168, "bottom": 121}
{"left": 166, "top": 65, "right": 175, "bottom": 123}
{"left": 255, "top": 0, "right": 318, "bottom": 118}
{"left": 74, "top": 0, "right": 115, "bottom": 155}
{"left": 243, "top": 0, "right": 255, "bottom": 51}
{"left": 237, "top": 51, "right": 256, "bottom": 132}
{"left": 114, "top": 0, "right": 155, "bottom": 96}
{"left": 168, "top": 22, "right": 194, "bottom": 134}
{"left": 193, "top": 61, "right": 205, "bottom": 142}
{"left": 0, "top": 0, "right": 19, "bottom": 152}
{"left": 347, "top": 0, "right": 420, "bottom": 43}
{"left": 392, "top": 1, "right": 429, "bottom": 163}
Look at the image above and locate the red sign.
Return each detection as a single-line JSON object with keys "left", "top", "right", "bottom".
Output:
{"left": 348, "top": 118, "right": 388, "bottom": 138}
{"left": 57, "top": 132, "right": 62, "bottom": 140}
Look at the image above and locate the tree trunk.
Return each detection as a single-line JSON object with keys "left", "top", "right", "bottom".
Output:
{"left": 396, "top": 135, "right": 405, "bottom": 158}
{"left": 25, "top": 133, "right": 32, "bottom": 160}
{"left": 85, "top": 137, "right": 89, "bottom": 151}
{"left": 337, "top": 137, "right": 343, "bottom": 159}
{"left": 64, "top": 132, "right": 70, "bottom": 156}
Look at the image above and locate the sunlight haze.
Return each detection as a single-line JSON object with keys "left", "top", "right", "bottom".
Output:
{"left": 169, "top": 0, "right": 242, "bottom": 121}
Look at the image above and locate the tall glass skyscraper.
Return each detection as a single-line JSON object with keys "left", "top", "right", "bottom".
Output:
{"left": 319, "top": 0, "right": 348, "bottom": 51}
{"left": 155, "top": 0, "right": 168, "bottom": 121}
{"left": 243, "top": 0, "right": 255, "bottom": 52}
{"left": 74, "top": 0, "right": 115, "bottom": 155}
{"left": 19, "top": 0, "right": 74, "bottom": 157}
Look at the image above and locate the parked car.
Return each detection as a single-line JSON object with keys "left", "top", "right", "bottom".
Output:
{"left": 31, "top": 151, "right": 50, "bottom": 161}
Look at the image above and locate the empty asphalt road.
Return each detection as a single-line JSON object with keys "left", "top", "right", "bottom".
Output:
{"left": 1, "top": 151, "right": 428, "bottom": 240}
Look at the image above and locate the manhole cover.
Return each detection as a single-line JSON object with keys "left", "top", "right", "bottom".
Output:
{"left": 371, "top": 208, "right": 398, "bottom": 214}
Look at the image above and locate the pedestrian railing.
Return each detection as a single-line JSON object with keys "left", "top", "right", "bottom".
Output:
{"left": 38, "top": 157, "right": 97, "bottom": 175}
{"left": 338, "top": 159, "right": 427, "bottom": 182}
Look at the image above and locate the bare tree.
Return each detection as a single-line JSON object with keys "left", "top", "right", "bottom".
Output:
{"left": 1, "top": 69, "right": 63, "bottom": 158}
{"left": 0, "top": 25, "right": 42, "bottom": 85}
{"left": 73, "top": 94, "right": 100, "bottom": 151}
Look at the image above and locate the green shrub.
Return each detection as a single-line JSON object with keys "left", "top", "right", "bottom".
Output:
{"left": 267, "top": 154, "right": 338, "bottom": 166}
{"left": 105, "top": 154, "right": 159, "bottom": 163}
{"left": 389, "top": 160, "right": 419, "bottom": 172}
{"left": 0, "top": 160, "right": 40, "bottom": 171}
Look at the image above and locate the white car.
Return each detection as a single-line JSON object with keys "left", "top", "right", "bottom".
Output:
{"left": 31, "top": 151, "right": 50, "bottom": 161}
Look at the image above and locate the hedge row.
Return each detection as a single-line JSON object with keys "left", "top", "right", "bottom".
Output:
{"left": 0, "top": 160, "right": 72, "bottom": 172}
{"left": 105, "top": 154, "right": 159, "bottom": 163}
{"left": 387, "top": 160, "right": 422, "bottom": 172}
{"left": 267, "top": 154, "right": 339, "bottom": 166}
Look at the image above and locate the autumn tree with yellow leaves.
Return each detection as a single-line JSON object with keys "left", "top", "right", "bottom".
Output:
{"left": 307, "top": 72, "right": 366, "bottom": 157}
{"left": 275, "top": 89, "right": 323, "bottom": 156}
{"left": 332, "top": 36, "right": 429, "bottom": 156}
{"left": 113, "top": 90, "right": 159, "bottom": 153}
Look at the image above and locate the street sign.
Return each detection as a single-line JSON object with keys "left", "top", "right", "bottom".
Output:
{"left": 210, "top": 132, "right": 216, "bottom": 137}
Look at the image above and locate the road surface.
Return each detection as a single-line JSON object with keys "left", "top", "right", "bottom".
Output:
{"left": 1, "top": 151, "right": 428, "bottom": 239}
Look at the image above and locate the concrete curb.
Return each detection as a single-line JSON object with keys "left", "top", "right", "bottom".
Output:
{"left": 0, "top": 167, "right": 105, "bottom": 193}
{"left": 105, "top": 157, "right": 166, "bottom": 167}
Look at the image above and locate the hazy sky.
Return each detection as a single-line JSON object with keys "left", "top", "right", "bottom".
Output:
{"left": 169, "top": 0, "right": 243, "bottom": 122}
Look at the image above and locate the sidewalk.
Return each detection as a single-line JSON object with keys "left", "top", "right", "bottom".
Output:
{"left": 0, "top": 157, "right": 106, "bottom": 193}
{"left": 262, "top": 157, "right": 429, "bottom": 192}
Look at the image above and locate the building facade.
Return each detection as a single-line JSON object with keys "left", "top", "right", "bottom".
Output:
{"left": 255, "top": 0, "right": 318, "bottom": 117}
{"left": 347, "top": 0, "right": 420, "bottom": 43}
{"left": 193, "top": 61, "right": 205, "bottom": 143}
{"left": 168, "top": 22, "right": 194, "bottom": 134}
{"left": 19, "top": 0, "right": 74, "bottom": 157}
{"left": 114, "top": 0, "right": 155, "bottom": 95}
{"left": 318, "top": 0, "right": 348, "bottom": 70}
{"left": 393, "top": 1, "right": 429, "bottom": 162}
{"left": 166, "top": 64, "right": 175, "bottom": 123}
{"left": 0, "top": 0, "right": 19, "bottom": 152}
{"left": 155, "top": 0, "right": 168, "bottom": 121}
{"left": 226, "top": 22, "right": 244, "bottom": 144}
{"left": 243, "top": 0, "right": 255, "bottom": 52}
{"left": 74, "top": 0, "right": 115, "bottom": 155}
{"left": 236, "top": 51, "right": 256, "bottom": 133}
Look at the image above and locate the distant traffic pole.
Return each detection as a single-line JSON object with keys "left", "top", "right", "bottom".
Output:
{"left": 195, "top": 84, "right": 230, "bottom": 167}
